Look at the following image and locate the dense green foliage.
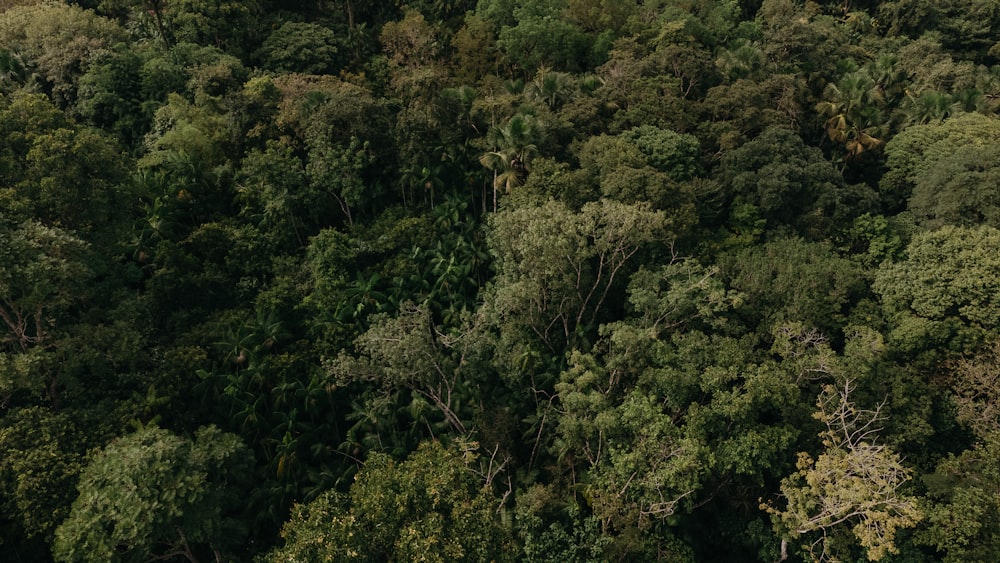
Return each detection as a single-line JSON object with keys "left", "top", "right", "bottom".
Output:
{"left": 2, "top": 0, "right": 1000, "bottom": 561}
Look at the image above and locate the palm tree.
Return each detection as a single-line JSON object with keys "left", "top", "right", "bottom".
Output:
{"left": 899, "top": 90, "right": 952, "bottom": 126}
{"left": 479, "top": 113, "right": 540, "bottom": 211}
{"left": 0, "top": 48, "right": 38, "bottom": 93}
{"left": 716, "top": 39, "right": 766, "bottom": 82}
{"left": 816, "top": 70, "right": 887, "bottom": 163}
{"left": 869, "top": 53, "right": 907, "bottom": 105}
{"left": 524, "top": 67, "right": 575, "bottom": 108}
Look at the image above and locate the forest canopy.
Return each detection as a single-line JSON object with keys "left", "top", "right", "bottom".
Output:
{"left": 2, "top": 0, "right": 1000, "bottom": 561}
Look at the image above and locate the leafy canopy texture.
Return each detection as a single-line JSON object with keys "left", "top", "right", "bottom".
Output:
{"left": 53, "top": 425, "right": 253, "bottom": 563}
{"left": 270, "top": 440, "right": 514, "bottom": 562}
{"left": 874, "top": 224, "right": 1000, "bottom": 353}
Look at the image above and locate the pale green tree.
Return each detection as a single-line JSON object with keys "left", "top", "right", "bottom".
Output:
{"left": 270, "top": 440, "right": 515, "bottom": 562}
{"left": 765, "top": 379, "right": 922, "bottom": 562}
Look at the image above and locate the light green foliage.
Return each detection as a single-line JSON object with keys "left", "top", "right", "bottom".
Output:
{"left": 881, "top": 113, "right": 1000, "bottom": 226}
{"left": 765, "top": 380, "right": 922, "bottom": 562}
{"left": 0, "top": 407, "right": 85, "bottom": 544}
{"left": 327, "top": 303, "right": 476, "bottom": 435}
{"left": 621, "top": 259, "right": 740, "bottom": 337}
{"left": 553, "top": 260, "right": 798, "bottom": 546}
{"left": 303, "top": 227, "right": 356, "bottom": 314}
{"left": 497, "top": 0, "right": 596, "bottom": 72}
{"left": 256, "top": 22, "right": 340, "bottom": 75}
{"left": 620, "top": 125, "right": 702, "bottom": 181}
{"left": 874, "top": 225, "right": 1000, "bottom": 353}
{"left": 576, "top": 126, "right": 701, "bottom": 219}
{"left": 141, "top": 92, "right": 230, "bottom": 172}
{"left": 486, "top": 198, "right": 670, "bottom": 369}
{"left": 919, "top": 433, "right": 1000, "bottom": 562}
{"left": 515, "top": 485, "right": 613, "bottom": 562}
{"left": 881, "top": 113, "right": 1000, "bottom": 212}
{"left": 53, "top": 425, "right": 253, "bottom": 562}
{"left": 0, "top": 92, "right": 129, "bottom": 233}
{"left": 269, "top": 73, "right": 388, "bottom": 224}
{"left": 0, "top": 221, "right": 90, "bottom": 395}
{"left": 236, "top": 139, "right": 312, "bottom": 250}
{"left": 587, "top": 386, "right": 707, "bottom": 528}
{"left": 305, "top": 135, "right": 375, "bottom": 227}
{"left": 879, "top": 0, "right": 1000, "bottom": 60}
{"left": 270, "top": 440, "right": 515, "bottom": 562}
{"left": 893, "top": 36, "right": 982, "bottom": 98}
{"left": 844, "top": 213, "right": 914, "bottom": 269}
{"left": 0, "top": 3, "right": 124, "bottom": 105}
{"left": 515, "top": 156, "right": 595, "bottom": 208}
{"left": 138, "top": 42, "right": 231, "bottom": 105}
{"left": 907, "top": 143, "right": 1000, "bottom": 228}
{"left": 167, "top": 0, "right": 262, "bottom": 55}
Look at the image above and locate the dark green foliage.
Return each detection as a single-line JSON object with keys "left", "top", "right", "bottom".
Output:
{"left": 3, "top": 0, "right": 1000, "bottom": 560}
{"left": 716, "top": 127, "right": 876, "bottom": 240}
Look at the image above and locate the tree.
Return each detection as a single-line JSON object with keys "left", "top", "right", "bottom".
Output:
{"left": 0, "top": 221, "right": 91, "bottom": 406}
{"left": 496, "top": 1, "right": 596, "bottom": 72}
{"left": 715, "top": 39, "right": 767, "bottom": 82}
{"left": 326, "top": 302, "right": 480, "bottom": 436}
{"left": 575, "top": 126, "right": 702, "bottom": 220}
{"left": 907, "top": 143, "right": 1000, "bottom": 229}
{"left": 269, "top": 73, "right": 390, "bottom": 223}
{"left": 919, "top": 433, "right": 1000, "bottom": 562}
{"left": 720, "top": 238, "right": 868, "bottom": 340}
{"left": 946, "top": 340, "right": 1000, "bottom": 440}
{"left": 815, "top": 69, "right": 887, "bottom": 165}
{"left": 270, "top": 440, "right": 515, "bottom": 562}
{"left": 764, "top": 379, "right": 922, "bottom": 562}
{"left": 881, "top": 113, "right": 1000, "bottom": 213}
{"left": 53, "top": 425, "right": 254, "bottom": 563}
{"left": 0, "top": 407, "right": 87, "bottom": 556}
{"left": 255, "top": 21, "right": 341, "bottom": 75}
{"left": 485, "top": 198, "right": 671, "bottom": 373}
{"left": 479, "top": 113, "right": 541, "bottom": 211}
{"left": 715, "top": 127, "right": 875, "bottom": 240}
{"left": 0, "top": 92, "right": 130, "bottom": 235}
{"left": 874, "top": 225, "right": 1000, "bottom": 355}
{"left": 549, "top": 260, "right": 802, "bottom": 558}
{"left": 167, "top": 0, "right": 263, "bottom": 56}
{"left": 0, "top": 3, "right": 124, "bottom": 106}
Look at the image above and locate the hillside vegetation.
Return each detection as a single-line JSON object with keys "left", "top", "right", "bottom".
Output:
{"left": 3, "top": 1, "right": 1000, "bottom": 561}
